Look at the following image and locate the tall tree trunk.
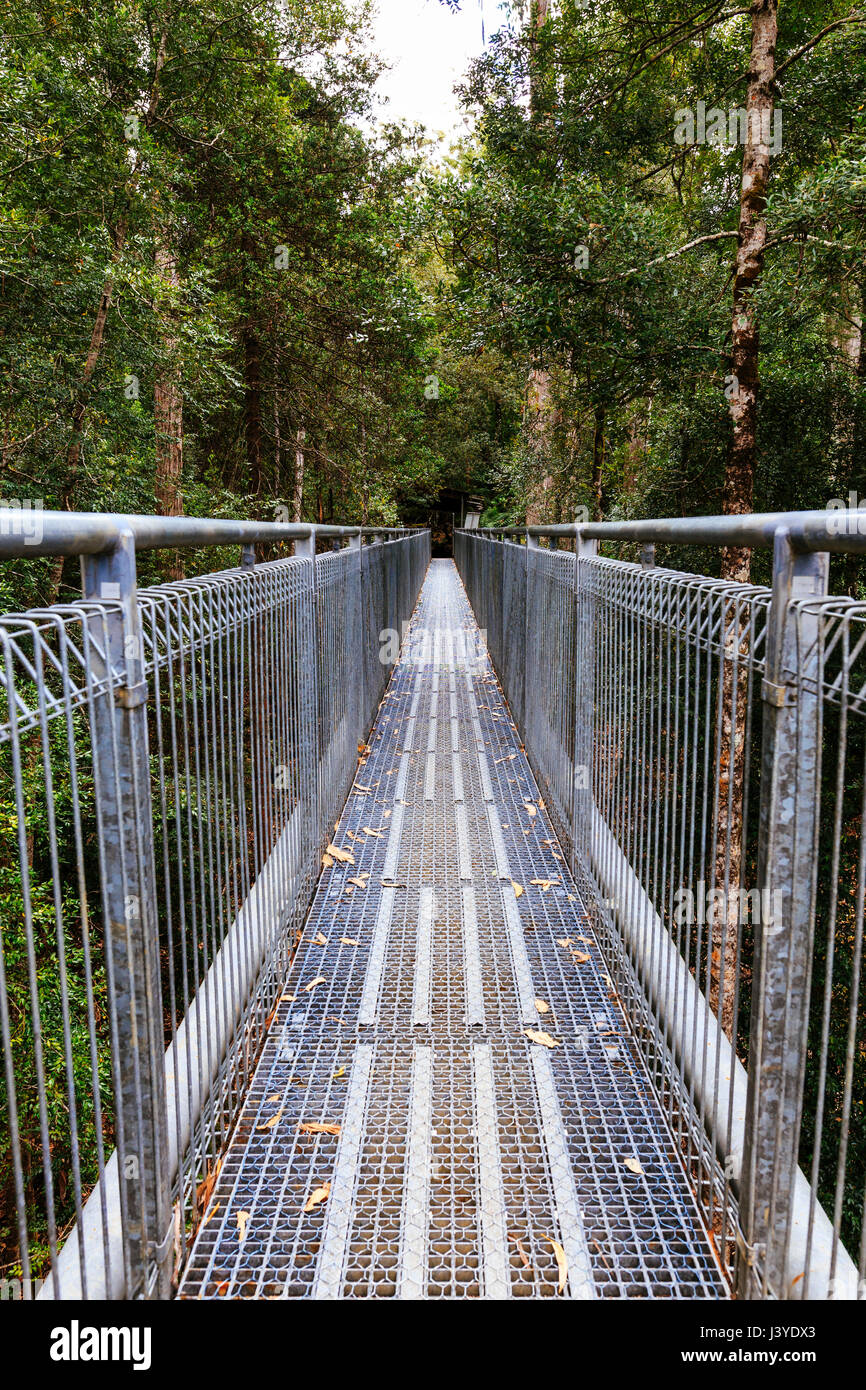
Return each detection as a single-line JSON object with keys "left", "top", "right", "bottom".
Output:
{"left": 243, "top": 322, "right": 263, "bottom": 499}
{"left": 721, "top": 0, "right": 778, "bottom": 584}
{"left": 713, "top": 2, "right": 779, "bottom": 1038}
{"left": 293, "top": 425, "right": 305, "bottom": 522}
{"left": 524, "top": 367, "right": 557, "bottom": 523}
{"left": 154, "top": 235, "right": 184, "bottom": 579}
{"left": 591, "top": 404, "right": 605, "bottom": 521}
{"left": 524, "top": 0, "right": 555, "bottom": 525}
{"left": 52, "top": 27, "right": 169, "bottom": 603}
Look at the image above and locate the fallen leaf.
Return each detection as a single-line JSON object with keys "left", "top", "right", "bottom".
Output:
{"left": 333, "top": 1066, "right": 346, "bottom": 1079}
{"left": 524, "top": 1029, "right": 561, "bottom": 1049}
{"left": 547, "top": 1236, "right": 568, "bottom": 1294}
{"left": 200, "top": 1201, "right": 220, "bottom": 1231}
{"left": 508, "top": 1231, "right": 532, "bottom": 1269}
{"left": 624, "top": 1157, "right": 644, "bottom": 1176}
{"left": 215, "top": 1280, "right": 229, "bottom": 1296}
{"left": 535, "top": 999, "right": 551, "bottom": 1015}
{"left": 340, "top": 937, "right": 360, "bottom": 947}
{"left": 348, "top": 875, "right": 369, "bottom": 889}
{"left": 524, "top": 804, "right": 537, "bottom": 818}
{"left": 257, "top": 1109, "right": 284, "bottom": 1131}
{"left": 530, "top": 878, "right": 559, "bottom": 892}
{"left": 304, "top": 1182, "right": 331, "bottom": 1213}
{"left": 266, "top": 1093, "right": 280, "bottom": 1104}
{"left": 511, "top": 881, "right": 524, "bottom": 899}
{"left": 236, "top": 1209, "right": 250, "bottom": 1242}
{"left": 556, "top": 938, "right": 573, "bottom": 948}
{"left": 322, "top": 853, "right": 334, "bottom": 869}
{"left": 303, "top": 977, "right": 326, "bottom": 993}
{"left": 312, "top": 932, "right": 328, "bottom": 946}
{"left": 362, "top": 826, "right": 384, "bottom": 837}
{"left": 325, "top": 843, "right": 354, "bottom": 864}
{"left": 299, "top": 1122, "right": 341, "bottom": 1136}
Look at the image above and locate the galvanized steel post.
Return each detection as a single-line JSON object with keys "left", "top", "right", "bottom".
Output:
{"left": 572, "top": 527, "right": 598, "bottom": 873}
{"left": 81, "top": 530, "right": 172, "bottom": 1298}
{"left": 293, "top": 527, "right": 322, "bottom": 849}
{"left": 739, "top": 526, "right": 829, "bottom": 1298}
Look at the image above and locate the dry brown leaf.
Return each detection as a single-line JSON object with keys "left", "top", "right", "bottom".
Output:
{"left": 304, "top": 1182, "right": 331, "bottom": 1213}
{"left": 570, "top": 950, "right": 591, "bottom": 965}
{"left": 299, "top": 1122, "right": 341, "bottom": 1137}
{"left": 236, "top": 1209, "right": 250, "bottom": 1242}
{"left": 266, "top": 1093, "right": 280, "bottom": 1104}
{"left": 312, "top": 932, "right": 328, "bottom": 946}
{"left": 215, "top": 1280, "right": 229, "bottom": 1296}
{"left": 508, "top": 1231, "right": 532, "bottom": 1269}
{"left": 624, "top": 1157, "right": 644, "bottom": 1176}
{"left": 511, "top": 881, "right": 524, "bottom": 899}
{"left": 340, "top": 937, "right": 360, "bottom": 947}
{"left": 556, "top": 938, "right": 573, "bottom": 948}
{"left": 303, "top": 977, "right": 326, "bottom": 993}
{"left": 362, "top": 826, "right": 384, "bottom": 837}
{"left": 524, "top": 804, "right": 538, "bottom": 818}
{"left": 530, "top": 878, "right": 559, "bottom": 892}
{"left": 257, "top": 1108, "right": 284, "bottom": 1131}
{"left": 200, "top": 1201, "right": 220, "bottom": 1231}
{"left": 524, "top": 1029, "right": 561, "bottom": 1049}
{"left": 547, "top": 1236, "right": 568, "bottom": 1294}
{"left": 325, "top": 843, "right": 354, "bottom": 864}
{"left": 321, "top": 853, "right": 334, "bottom": 869}
{"left": 535, "top": 999, "right": 551, "bottom": 1015}
{"left": 348, "top": 876, "right": 369, "bottom": 890}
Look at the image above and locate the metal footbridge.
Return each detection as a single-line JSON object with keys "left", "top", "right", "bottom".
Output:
{"left": 1, "top": 508, "right": 865, "bottom": 1302}
{"left": 178, "top": 560, "right": 721, "bottom": 1299}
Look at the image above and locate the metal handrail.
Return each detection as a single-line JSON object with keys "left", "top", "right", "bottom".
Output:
{"left": 0, "top": 507, "right": 424, "bottom": 559}
{"left": 474, "top": 507, "right": 866, "bottom": 554}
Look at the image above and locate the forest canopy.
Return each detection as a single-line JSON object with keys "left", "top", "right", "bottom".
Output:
{"left": 1, "top": 0, "right": 864, "bottom": 597}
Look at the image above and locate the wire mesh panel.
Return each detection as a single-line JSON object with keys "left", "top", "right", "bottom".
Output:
{"left": 0, "top": 532, "right": 429, "bottom": 1299}
{"left": 0, "top": 604, "right": 129, "bottom": 1300}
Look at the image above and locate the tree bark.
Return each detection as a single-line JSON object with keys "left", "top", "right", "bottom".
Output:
{"left": 154, "top": 235, "right": 184, "bottom": 579}
{"left": 591, "top": 403, "right": 605, "bottom": 521}
{"left": 721, "top": 0, "right": 779, "bottom": 584}
{"left": 243, "top": 321, "right": 263, "bottom": 499}
{"left": 714, "top": 2, "right": 779, "bottom": 1038}
{"left": 523, "top": 0, "right": 555, "bottom": 525}
{"left": 524, "top": 367, "right": 556, "bottom": 523}
{"left": 293, "top": 425, "right": 305, "bottom": 522}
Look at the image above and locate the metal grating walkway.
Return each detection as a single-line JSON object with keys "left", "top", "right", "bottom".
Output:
{"left": 178, "top": 560, "right": 726, "bottom": 1300}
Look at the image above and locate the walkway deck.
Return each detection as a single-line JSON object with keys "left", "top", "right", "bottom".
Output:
{"left": 178, "top": 560, "right": 725, "bottom": 1300}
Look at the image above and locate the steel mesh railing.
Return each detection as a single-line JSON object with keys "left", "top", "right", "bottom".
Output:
{"left": 0, "top": 522, "right": 429, "bottom": 1299}
{"left": 455, "top": 524, "right": 866, "bottom": 1301}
